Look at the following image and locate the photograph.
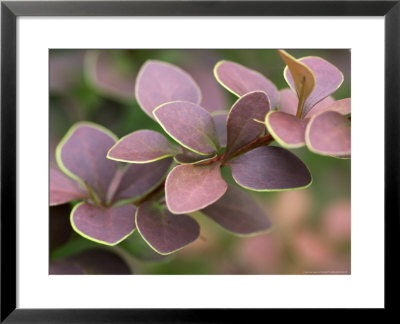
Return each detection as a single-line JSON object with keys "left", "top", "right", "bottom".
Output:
{"left": 49, "top": 48, "right": 351, "bottom": 275}
{"left": 3, "top": 0, "right": 397, "bottom": 319}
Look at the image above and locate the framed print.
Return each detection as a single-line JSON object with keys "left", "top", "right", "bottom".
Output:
{"left": 1, "top": 0, "right": 399, "bottom": 321}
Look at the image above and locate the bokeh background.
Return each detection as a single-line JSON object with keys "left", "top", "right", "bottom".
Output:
{"left": 50, "top": 49, "right": 351, "bottom": 275}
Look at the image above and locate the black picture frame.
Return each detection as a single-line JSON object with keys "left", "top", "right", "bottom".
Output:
{"left": 1, "top": 0, "right": 399, "bottom": 321}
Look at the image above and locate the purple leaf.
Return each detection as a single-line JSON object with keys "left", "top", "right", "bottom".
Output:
{"left": 285, "top": 56, "right": 343, "bottom": 118}
{"left": 135, "top": 60, "right": 201, "bottom": 119}
{"left": 225, "top": 91, "right": 270, "bottom": 158}
{"left": 56, "top": 123, "right": 117, "bottom": 203}
{"left": 85, "top": 50, "right": 136, "bottom": 102}
{"left": 214, "top": 60, "right": 279, "bottom": 108}
{"left": 50, "top": 168, "right": 89, "bottom": 206}
{"left": 228, "top": 146, "right": 312, "bottom": 191}
{"left": 107, "top": 130, "right": 178, "bottom": 163}
{"left": 165, "top": 163, "right": 227, "bottom": 214}
{"left": 154, "top": 101, "right": 219, "bottom": 155}
{"left": 71, "top": 202, "right": 136, "bottom": 245}
{"left": 69, "top": 249, "right": 131, "bottom": 274}
{"left": 306, "top": 111, "right": 351, "bottom": 156}
{"left": 50, "top": 205, "right": 73, "bottom": 252}
{"left": 265, "top": 111, "right": 307, "bottom": 148}
{"left": 112, "top": 158, "right": 172, "bottom": 203}
{"left": 307, "top": 98, "right": 351, "bottom": 117}
{"left": 202, "top": 185, "right": 272, "bottom": 235}
{"left": 136, "top": 201, "right": 200, "bottom": 254}
{"left": 212, "top": 111, "right": 228, "bottom": 147}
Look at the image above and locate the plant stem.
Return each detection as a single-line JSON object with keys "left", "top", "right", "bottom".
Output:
{"left": 197, "top": 133, "right": 275, "bottom": 166}
{"left": 221, "top": 133, "right": 274, "bottom": 164}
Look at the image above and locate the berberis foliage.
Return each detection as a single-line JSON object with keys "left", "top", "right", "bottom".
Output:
{"left": 50, "top": 50, "right": 351, "bottom": 255}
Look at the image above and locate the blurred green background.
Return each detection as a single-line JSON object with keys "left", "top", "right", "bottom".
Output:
{"left": 50, "top": 49, "right": 351, "bottom": 275}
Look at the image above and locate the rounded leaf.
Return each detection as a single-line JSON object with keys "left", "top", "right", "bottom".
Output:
{"left": 71, "top": 202, "right": 136, "bottom": 246}
{"left": 285, "top": 56, "right": 343, "bottom": 118}
{"left": 225, "top": 91, "right": 270, "bottom": 158}
{"left": 107, "top": 130, "right": 178, "bottom": 163}
{"left": 56, "top": 122, "right": 118, "bottom": 203}
{"left": 166, "top": 163, "right": 227, "bottom": 214}
{"left": 265, "top": 111, "right": 307, "bottom": 148}
{"left": 305, "top": 111, "right": 351, "bottom": 156}
{"left": 135, "top": 60, "right": 201, "bottom": 119}
{"left": 154, "top": 101, "right": 219, "bottom": 155}
{"left": 202, "top": 185, "right": 272, "bottom": 235}
{"left": 136, "top": 201, "right": 200, "bottom": 254}
{"left": 214, "top": 60, "right": 279, "bottom": 108}
{"left": 228, "top": 146, "right": 312, "bottom": 191}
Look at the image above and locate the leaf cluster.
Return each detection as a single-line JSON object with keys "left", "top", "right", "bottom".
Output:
{"left": 50, "top": 50, "right": 351, "bottom": 256}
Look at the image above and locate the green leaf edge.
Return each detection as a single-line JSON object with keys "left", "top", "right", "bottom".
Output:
{"left": 173, "top": 153, "right": 217, "bottom": 165}
{"left": 165, "top": 163, "right": 228, "bottom": 215}
{"left": 264, "top": 111, "right": 306, "bottom": 149}
{"left": 153, "top": 101, "right": 220, "bottom": 156}
{"left": 135, "top": 206, "right": 200, "bottom": 255}
{"left": 210, "top": 110, "right": 229, "bottom": 117}
{"left": 70, "top": 201, "right": 136, "bottom": 246}
{"left": 56, "top": 121, "right": 118, "bottom": 190}
{"left": 106, "top": 130, "right": 179, "bottom": 164}
{"left": 304, "top": 111, "right": 351, "bottom": 157}
{"left": 134, "top": 59, "right": 203, "bottom": 119}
